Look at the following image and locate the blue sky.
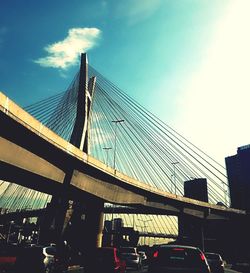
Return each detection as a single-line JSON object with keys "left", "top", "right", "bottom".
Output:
{"left": 1, "top": 0, "right": 250, "bottom": 163}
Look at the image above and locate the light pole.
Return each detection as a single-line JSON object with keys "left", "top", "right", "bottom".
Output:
{"left": 171, "top": 161, "right": 179, "bottom": 195}
{"left": 112, "top": 119, "right": 124, "bottom": 171}
{"left": 138, "top": 218, "right": 152, "bottom": 245}
{"left": 7, "top": 221, "right": 14, "bottom": 243}
{"left": 103, "top": 147, "right": 112, "bottom": 166}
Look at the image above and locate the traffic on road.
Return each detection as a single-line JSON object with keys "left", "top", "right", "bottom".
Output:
{"left": 1, "top": 240, "right": 249, "bottom": 273}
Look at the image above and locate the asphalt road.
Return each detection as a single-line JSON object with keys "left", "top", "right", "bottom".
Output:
{"left": 68, "top": 266, "right": 243, "bottom": 273}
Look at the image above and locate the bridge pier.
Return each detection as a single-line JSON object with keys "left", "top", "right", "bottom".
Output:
{"left": 178, "top": 214, "right": 205, "bottom": 250}
{"left": 83, "top": 196, "right": 104, "bottom": 248}
{"left": 70, "top": 196, "right": 104, "bottom": 273}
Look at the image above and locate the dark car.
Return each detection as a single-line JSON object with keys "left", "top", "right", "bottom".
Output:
{"left": 120, "top": 247, "right": 141, "bottom": 271}
{"left": 93, "top": 247, "right": 126, "bottom": 273}
{"left": 14, "top": 245, "right": 46, "bottom": 273}
{"left": 43, "top": 245, "right": 56, "bottom": 273}
{"left": 120, "top": 252, "right": 141, "bottom": 271}
{"left": 0, "top": 244, "right": 20, "bottom": 272}
{"left": 205, "top": 252, "right": 224, "bottom": 273}
{"left": 148, "top": 244, "right": 211, "bottom": 273}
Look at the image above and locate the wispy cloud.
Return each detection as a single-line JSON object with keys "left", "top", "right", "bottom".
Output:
{"left": 35, "top": 27, "right": 101, "bottom": 69}
{"left": 115, "top": 0, "right": 162, "bottom": 25}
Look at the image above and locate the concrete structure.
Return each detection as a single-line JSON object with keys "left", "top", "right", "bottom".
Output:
{"left": 0, "top": 90, "right": 244, "bottom": 217}
{"left": 184, "top": 178, "right": 208, "bottom": 202}
{"left": 226, "top": 144, "right": 250, "bottom": 211}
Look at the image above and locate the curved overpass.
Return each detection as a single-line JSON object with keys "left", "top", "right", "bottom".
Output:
{"left": 0, "top": 92, "right": 245, "bottom": 220}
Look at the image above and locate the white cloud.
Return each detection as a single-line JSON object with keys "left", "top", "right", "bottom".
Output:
{"left": 35, "top": 27, "right": 101, "bottom": 69}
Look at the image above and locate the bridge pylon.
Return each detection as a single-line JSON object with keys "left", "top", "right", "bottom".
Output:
{"left": 39, "top": 53, "right": 104, "bottom": 254}
{"left": 70, "top": 53, "right": 96, "bottom": 153}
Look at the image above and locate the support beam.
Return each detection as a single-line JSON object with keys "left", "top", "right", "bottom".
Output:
{"left": 0, "top": 136, "right": 65, "bottom": 185}
{"left": 70, "top": 53, "right": 88, "bottom": 150}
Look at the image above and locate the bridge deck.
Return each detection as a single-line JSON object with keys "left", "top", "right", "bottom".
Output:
{"left": 0, "top": 92, "right": 245, "bottom": 219}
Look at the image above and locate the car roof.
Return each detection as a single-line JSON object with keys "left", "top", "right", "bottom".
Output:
{"left": 120, "top": 247, "right": 135, "bottom": 249}
{"left": 159, "top": 244, "right": 200, "bottom": 250}
{"left": 205, "top": 252, "right": 222, "bottom": 258}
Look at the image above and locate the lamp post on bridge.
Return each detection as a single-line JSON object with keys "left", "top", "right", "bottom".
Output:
{"left": 7, "top": 221, "right": 14, "bottom": 244}
{"left": 103, "top": 147, "right": 112, "bottom": 166}
{"left": 171, "top": 161, "right": 179, "bottom": 195}
{"left": 112, "top": 119, "right": 125, "bottom": 171}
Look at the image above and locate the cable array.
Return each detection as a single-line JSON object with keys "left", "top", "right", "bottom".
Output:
{"left": 0, "top": 63, "right": 230, "bottom": 237}
{"left": 88, "top": 65, "right": 229, "bottom": 206}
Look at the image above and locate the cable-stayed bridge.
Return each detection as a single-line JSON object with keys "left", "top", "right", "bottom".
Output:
{"left": 0, "top": 53, "right": 246, "bottom": 251}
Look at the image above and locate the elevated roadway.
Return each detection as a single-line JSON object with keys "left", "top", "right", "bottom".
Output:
{"left": 0, "top": 92, "right": 245, "bottom": 220}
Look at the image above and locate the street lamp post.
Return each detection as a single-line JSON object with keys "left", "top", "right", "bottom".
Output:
{"left": 103, "top": 147, "right": 112, "bottom": 166}
{"left": 112, "top": 119, "right": 124, "bottom": 171}
{"left": 7, "top": 221, "right": 14, "bottom": 243}
{"left": 138, "top": 218, "right": 152, "bottom": 245}
{"left": 171, "top": 161, "right": 179, "bottom": 195}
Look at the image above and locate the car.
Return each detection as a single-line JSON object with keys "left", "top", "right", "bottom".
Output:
{"left": 120, "top": 252, "right": 141, "bottom": 271}
{"left": 120, "top": 247, "right": 142, "bottom": 271}
{"left": 205, "top": 252, "right": 224, "bottom": 273}
{"left": 43, "top": 245, "right": 57, "bottom": 273}
{"left": 14, "top": 245, "right": 46, "bottom": 273}
{"left": 0, "top": 243, "right": 19, "bottom": 272}
{"left": 148, "top": 244, "right": 211, "bottom": 273}
{"left": 93, "top": 247, "right": 126, "bottom": 273}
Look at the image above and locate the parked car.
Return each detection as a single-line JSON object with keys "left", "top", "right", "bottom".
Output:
{"left": 120, "top": 247, "right": 141, "bottom": 271}
{"left": 205, "top": 252, "right": 224, "bottom": 273}
{"left": 93, "top": 247, "right": 126, "bottom": 273}
{"left": 120, "top": 252, "right": 141, "bottom": 271}
{"left": 0, "top": 243, "right": 19, "bottom": 272}
{"left": 148, "top": 244, "right": 211, "bottom": 273}
{"left": 14, "top": 245, "right": 46, "bottom": 273}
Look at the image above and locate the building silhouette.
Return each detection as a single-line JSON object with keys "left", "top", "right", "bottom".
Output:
{"left": 184, "top": 178, "right": 208, "bottom": 202}
{"left": 225, "top": 144, "right": 250, "bottom": 211}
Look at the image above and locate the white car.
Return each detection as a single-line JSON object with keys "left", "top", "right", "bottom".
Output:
{"left": 43, "top": 245, "right": 56, "bottom": 273}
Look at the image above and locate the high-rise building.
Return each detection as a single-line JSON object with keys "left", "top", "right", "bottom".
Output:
{"left": 225, "top": 144, "right": 250, "bottom": 211}
{"left": 184, "top": 178, "right": 208, "bottom": 202}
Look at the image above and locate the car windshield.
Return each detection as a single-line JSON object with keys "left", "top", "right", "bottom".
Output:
{"left": 45, "top": 247, "right": 56, "bottom": 255}
{"left": 96, "top": 248, "right": 115, "bottom": 259}
{"left": 205, "top": 253, "right": 221, "bottom": 260}
{"left": 95, "top": 248, "right": 115, "bottom": 267}
{"left": 156, "top": 247, "right": 204, "bottom": 268}
{"left": 121, "top": 253, "right": 138, "bottom": 260}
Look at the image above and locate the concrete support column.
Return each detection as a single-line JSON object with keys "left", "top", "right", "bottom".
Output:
{"left": 178, "top": 214, "right": 204, "bottom": 250}
{"left": 83, "top": 197, "right": 104, "bottom": 273}
{"left": 84, "top": 197, "right": 104, "bottom": 248}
